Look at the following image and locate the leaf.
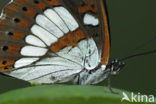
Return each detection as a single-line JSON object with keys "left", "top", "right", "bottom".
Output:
{"left": 0, "top": 85, "right": 154, "bottom": 104}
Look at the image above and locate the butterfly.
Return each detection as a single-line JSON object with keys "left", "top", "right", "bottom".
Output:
{"left": 0, "top": 0, "right": 125, "bottom": 89}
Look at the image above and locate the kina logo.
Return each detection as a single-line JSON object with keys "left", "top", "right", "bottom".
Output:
{"left": 121, "top": 92, "right": 155, "bottom": 103}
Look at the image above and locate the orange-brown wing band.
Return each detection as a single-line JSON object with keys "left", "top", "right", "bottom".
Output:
{"left": 100, "top": 0, "right": 110, "bottom": 65}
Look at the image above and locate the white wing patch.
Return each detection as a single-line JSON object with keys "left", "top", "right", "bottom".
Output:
{"left": 57, "top": 46, "right": 83, "bottom": 65}
{"left": 79, "top": 38, "right": 99, "bottom": 70}
{"left": 31, "top": 69, "right": 80, "bottom": 84}
{"left": 54, "top": 7, "right": 79, "bottom": 31}
{"left": 83, "top": 13, "right": 99, "bottom": 26}
{"left": 31, "top": 25, "right": 58, "bottom": 46}
{"left": 14, "top": 58, "right": 39, "bottom": 68}
{"left": 10, "top": 56, "right": 83, "bottom": 83}
{"left": 21, "top": 46, "right": 48, "bottom": 56}
{"left": 35, "top": 14, "right": 64, "bottom": 38}
{"left": 25, "top": 35, "right": 46, "bottom": 47}
{"left": 44, "top": 9, "right": 69, "bottom": 34}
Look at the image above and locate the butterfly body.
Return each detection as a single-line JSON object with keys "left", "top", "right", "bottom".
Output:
{"left": 0, "top": 0, "right": 123, "bottom": 85}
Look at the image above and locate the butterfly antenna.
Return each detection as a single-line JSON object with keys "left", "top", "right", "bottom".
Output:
{"left": 119, "top": 49, "right": 156, "bottom": 61}
{"left": 125, "top": 35, "right": 156, "bottom": 56}
{"left": 119, "top": 34, "right": 156, "bottom": 61}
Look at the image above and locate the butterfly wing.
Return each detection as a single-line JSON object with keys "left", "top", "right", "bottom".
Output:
{"left": 0, "top": 0, "right": 110, "bottom": 84}
{"left": 59, "top": 0, "right": 110, "bottom": 65}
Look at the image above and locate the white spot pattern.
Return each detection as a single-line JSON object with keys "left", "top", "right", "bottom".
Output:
{"left": 83, "top": 13, "right": 99, "bottom": 26}
{"left": 15, "top": 6, "right": 79, "bottom": 68}
{"left": 21, "top": 46, "right": 48, "bottom": 56}
{"left": 54, "top": 7, "right": 79, "bottom": 31}
{"left": 25, "top": 35, "right": 46, "bottom": 47}
{"left": 35, "top": 14, "right": 64, "bottom": 38}
{"left": 44, "top": 9, "right": 69, "bottom": 34}
{"left": 31, "top": 25, "right": 58, "bottom": 46}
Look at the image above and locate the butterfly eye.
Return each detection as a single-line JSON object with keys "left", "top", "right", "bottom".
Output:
{"left": 22, "top": 7, "right": 28, "bottom": 11}
{"left": 2, "top": 46, "right": 8, "bottom": 51}
{"left": 14, "top": 18, "right": 20, "bottom": 23}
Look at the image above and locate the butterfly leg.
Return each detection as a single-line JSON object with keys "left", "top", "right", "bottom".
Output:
{"left": 107, "top": 77, "right": 119, "bottom": 95}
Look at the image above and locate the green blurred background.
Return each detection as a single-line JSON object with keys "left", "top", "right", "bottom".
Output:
{"left": 0, "top": 0, "right": 156, "bottom": 96}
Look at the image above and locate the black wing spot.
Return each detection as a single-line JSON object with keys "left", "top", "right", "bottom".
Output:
{"left": 4, "top": 66, "right": 8, "bottom": 70}
{"left": 2, "top": 61, "right": 7, "bottom": 65}
{"left": 34, "top": 0, "right": 39, "bottom": 4}
{"left": 22, "top": 7, "right": 28, "bottom": 11}
{"left": 2, "top": 46, "right": 8, "bottom": 51}
{"left": 14, "top": 18, "right": 20, "bottom": 23}
{"left": 8, "top": 32, "right": 14, "bottom": 36}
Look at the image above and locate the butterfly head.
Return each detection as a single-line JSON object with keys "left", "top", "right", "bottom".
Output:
{"left": 106, "top": 59, "right": 126, "bottom": 75}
